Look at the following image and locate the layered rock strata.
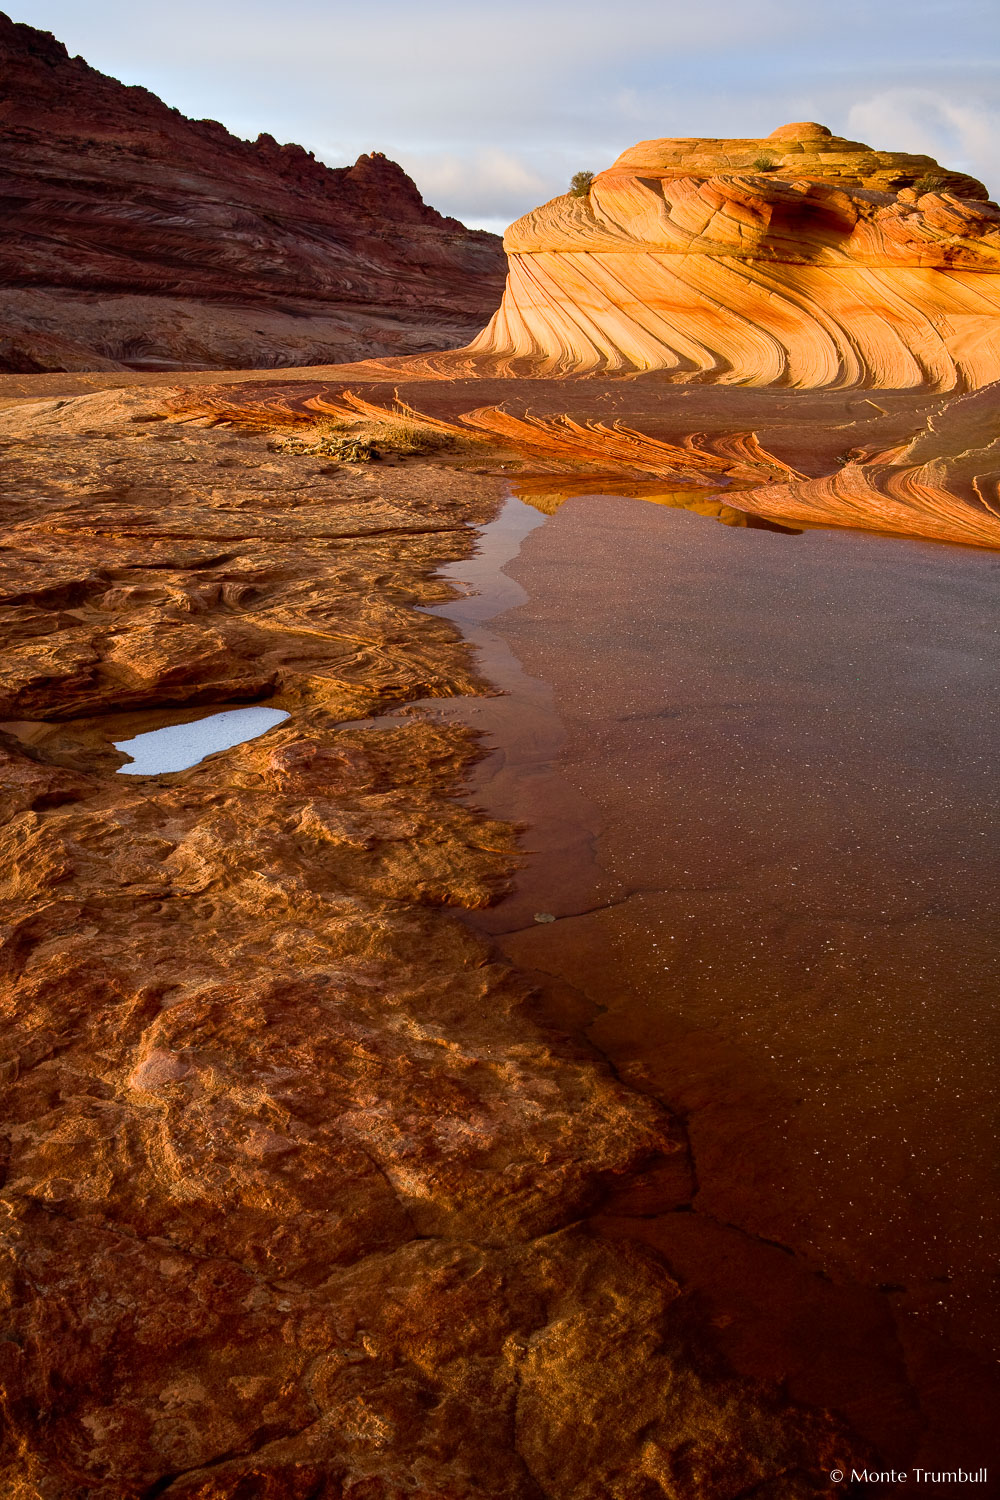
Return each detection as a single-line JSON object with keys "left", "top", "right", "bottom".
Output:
{"left": 469, "top": 122, "right": 1000, "bottom": 388}
{"left": 0, "top": 390, "right": 861, "bottom": 1495}
{"left": 0, "top": 14, "right": 505, "bottom": 372}
{"left": 165, "top": 376, "right": 1000, "bottom": 550}
{"left": 729, "top": 380, "right": 1000, "bottom": 541}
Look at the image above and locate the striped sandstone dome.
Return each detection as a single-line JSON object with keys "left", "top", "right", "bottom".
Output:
{"left": 469, "top": 124, "right": 1000, "bottom": 387}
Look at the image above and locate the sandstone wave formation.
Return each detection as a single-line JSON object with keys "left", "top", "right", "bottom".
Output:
{"left": 165, "top": 378, "right": 1000, "bottom": 551}
{"left": 469, "top": 123, "right": 1000, "bottom": 388}
{"left": 0, "top": 13, "right": 505, "bottom": 373}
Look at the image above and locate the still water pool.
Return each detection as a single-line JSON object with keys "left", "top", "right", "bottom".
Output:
{"left": 412, "top": 486, "right": 999, "bottom": 1462}
{"left": 114, "top": 705, "right": 289, "bottom": 774}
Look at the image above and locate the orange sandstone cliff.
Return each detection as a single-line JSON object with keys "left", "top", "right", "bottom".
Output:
{"left": 469, "top": 123, "right": 1000, "bottom": 388}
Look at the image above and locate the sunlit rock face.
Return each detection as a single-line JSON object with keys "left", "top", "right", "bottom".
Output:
{"left": 470, "top": 123, "right": 1000, "bottom": 388}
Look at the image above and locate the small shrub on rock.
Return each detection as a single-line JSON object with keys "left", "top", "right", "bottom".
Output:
{"left": 271, "top": 412, "right": 480, "bottom": 463}
{"left": 569, "top": 171, "right": 595, "bottom": 198}
{"left": 271, "top": 423, "right": 380, "bottom": 462}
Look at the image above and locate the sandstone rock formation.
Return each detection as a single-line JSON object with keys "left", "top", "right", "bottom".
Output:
{"left": 2, "top": 374, "right": 994, "bottom": 1491}
{"left": 0, "top": 14, "right": 505, "bottom": 372}
{"left": 469, "top": 123, "right": 1000, "bottom": 388}
{"left": 164, "top": 375, "right": 1000, "bottom": 550}
{"left": 730, "top": 379, "right": 1000, "bottom": 543}
{"left": 0, "top": 388, "right": 864, "bottom": 1495}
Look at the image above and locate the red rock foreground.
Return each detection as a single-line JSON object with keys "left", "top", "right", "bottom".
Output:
{"left": 466, "top": 122, "right": 1000, "bottom": 388}
{"left": 0, "top": 387, "right": 864, "bottom": 1496}
{"left": 0, "top": 14, "right": 505, "bottom": 374}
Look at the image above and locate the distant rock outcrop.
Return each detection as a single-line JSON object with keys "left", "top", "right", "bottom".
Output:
{"left": 0, "top": 13, "right": 506, "bottom": 371}
{"left": 470, "top": 123, "right": 1000, "bottom": 388}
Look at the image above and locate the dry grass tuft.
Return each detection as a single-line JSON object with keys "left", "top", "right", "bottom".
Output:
{"left": 270, "top": 407, "right": 486, "bottom": 463}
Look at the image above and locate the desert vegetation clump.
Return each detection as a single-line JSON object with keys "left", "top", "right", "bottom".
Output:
{"left": 752, "top": 155, "right": 779, "bottom": 172}
{"left": 271, "top": 420, "right": 376, "bottom": 461}
{"left": 569, "top": 171, "right": 595, "bottom": 198}
{"left": 272, "top": 409, "right": 484, "bottom": 463}
{"left": 913, "top": 173, "right": 945, "bottom": 197}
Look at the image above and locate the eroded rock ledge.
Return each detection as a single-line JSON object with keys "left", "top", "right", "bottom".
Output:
{"left": 163, "top": 373, "right": 1000, "bottom": 551}
{"left": 0, "top": 391, "right": 858, "bottom": 1497}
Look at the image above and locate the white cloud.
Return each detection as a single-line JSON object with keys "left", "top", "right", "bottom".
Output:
{"left": 390, "top": 148, "right": 553, "bottom": 223}
{"left": 848, "top": 91, "right": 1000, "bottom": 196}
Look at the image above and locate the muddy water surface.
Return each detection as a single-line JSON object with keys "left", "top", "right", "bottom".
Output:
{"left": 433, "top": 488, "right": 999, "bottom": 1473}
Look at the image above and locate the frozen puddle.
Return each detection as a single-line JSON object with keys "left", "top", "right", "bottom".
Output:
{"left": 114, "top": 706, "right": 289, "bottom": 775}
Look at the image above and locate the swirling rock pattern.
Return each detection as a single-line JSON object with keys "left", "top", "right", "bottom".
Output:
{"left": 470, "top": 123, "right": 1000, "bottom": 388}
{"left": 0, "top": 14, "right": 505, "bottom": 373}
{"left": 736, "top": 380, "right": 1000, "bottom": 545}
{"left": 164, "top": 377, "right": 1000, "bottom": 550}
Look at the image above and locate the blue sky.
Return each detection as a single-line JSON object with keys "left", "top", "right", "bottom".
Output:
{"left": 13, "top": 0, "right": 999, "bottom": 229}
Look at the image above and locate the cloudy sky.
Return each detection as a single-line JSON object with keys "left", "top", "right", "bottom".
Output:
{"left": 15, "top": 0, "right": 1000, "bottom": 230}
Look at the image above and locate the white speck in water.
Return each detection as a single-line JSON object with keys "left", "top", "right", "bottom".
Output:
{"left": 114, "top": 706, "right": 289, "bottom": 775}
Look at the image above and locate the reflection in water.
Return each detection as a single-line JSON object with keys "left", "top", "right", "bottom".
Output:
{"left": 114, "top": 705, "right": 289, "bottom": 774}
{"left": 417, "top": 496, "right": 609, "bottom": 918}
{"left": 351, "top": 493, "right": 608, "bottom": 942}
{"left": 511, "top": 475, "right": 803, "bottom": 532}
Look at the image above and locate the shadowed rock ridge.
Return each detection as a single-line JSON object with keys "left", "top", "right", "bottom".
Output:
{"left": 470, "top": 122, "right": 1000, "bottom": 387}
{"left": 0, "top": 13, "right": 506, "bottom": 372}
